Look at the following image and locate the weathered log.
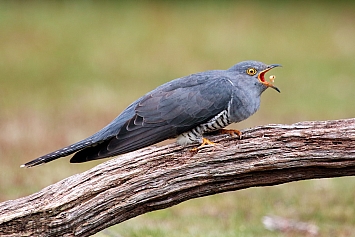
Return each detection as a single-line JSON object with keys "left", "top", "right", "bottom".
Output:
{"left": 1, "top": 118, "right": 355, "bottom": 236}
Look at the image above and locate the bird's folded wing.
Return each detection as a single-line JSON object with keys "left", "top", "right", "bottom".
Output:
{"left": 71, "top": 75, "right": 233, "bottom": 162}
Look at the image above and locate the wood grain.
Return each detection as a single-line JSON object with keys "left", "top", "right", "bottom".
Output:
{"left": 1, "top": 118, "right": 355, "bottom": 236}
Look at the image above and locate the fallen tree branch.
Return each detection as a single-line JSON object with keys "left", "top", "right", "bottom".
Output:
{"left": 1, "top": 118, "right": 355, "bottom": 236}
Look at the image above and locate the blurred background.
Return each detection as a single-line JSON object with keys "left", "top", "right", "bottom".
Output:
{"left": 1, "top": 1, "right": 355, "bottom": 236}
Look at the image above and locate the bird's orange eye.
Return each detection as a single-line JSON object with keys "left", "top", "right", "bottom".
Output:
{"left": 246, "top": 68, "right": 257, "bottom": 76}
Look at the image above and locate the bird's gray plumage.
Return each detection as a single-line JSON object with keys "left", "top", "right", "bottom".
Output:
{"left": 22, "top": 60, "right": 280, "bottom": 167}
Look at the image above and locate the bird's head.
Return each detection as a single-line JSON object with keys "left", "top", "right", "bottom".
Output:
{"left": 229, "top": 61, "right": 281, "bottom": 93}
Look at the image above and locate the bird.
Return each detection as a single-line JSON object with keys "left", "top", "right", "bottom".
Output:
{"left": 22, "top": 60, "right": 281, "bottom": 168}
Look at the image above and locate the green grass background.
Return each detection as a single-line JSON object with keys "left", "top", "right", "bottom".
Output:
{"left": 1, "top": 1, "right": 355, "bottom": 236}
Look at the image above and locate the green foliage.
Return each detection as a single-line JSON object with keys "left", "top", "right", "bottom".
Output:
{"left": 1, "top": 1, "right": 355, "bottom": 236}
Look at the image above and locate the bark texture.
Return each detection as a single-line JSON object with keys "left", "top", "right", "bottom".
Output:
{"left": 1, "top": 118, "right": 355, "bottom": 236}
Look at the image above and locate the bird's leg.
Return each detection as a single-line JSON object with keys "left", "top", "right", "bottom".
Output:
{"left": 190, "top": 138, "right": 216, "bottom": 152}
{"left": 218, "top": 129, "right": 242, "bottom": 139}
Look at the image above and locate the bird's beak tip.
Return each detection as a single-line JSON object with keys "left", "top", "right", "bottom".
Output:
{"left": 265, "top": 82, "right": 280, "bottom": 93}
{"left": 269, "top": 64, "right": 282, "bottom": 68}
{"left": 273, "top": 86, "right": 281, "bottom": 93}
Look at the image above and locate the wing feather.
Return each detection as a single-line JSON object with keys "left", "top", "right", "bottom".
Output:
{"left": 71, "top": 74, "right": 233, "bottom": 162}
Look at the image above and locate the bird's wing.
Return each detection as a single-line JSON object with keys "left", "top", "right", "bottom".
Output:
{"left": 70, "top": 74, "right": 233, "bottom": 163}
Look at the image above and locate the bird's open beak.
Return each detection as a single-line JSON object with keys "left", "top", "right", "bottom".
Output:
{"left": 258, "top": 64, "right": 281, "bottom": 93}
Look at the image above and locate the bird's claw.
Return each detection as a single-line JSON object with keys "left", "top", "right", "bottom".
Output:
{"left": 190, "top": 138, "right": 216, "bottom": 152}
{"left": 219, "top": 129, "right": 242, "bottom": 139}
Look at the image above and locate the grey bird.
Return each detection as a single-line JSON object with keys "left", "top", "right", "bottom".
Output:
{"left": 22, "top": 60, "right": 281, "bottom": 168}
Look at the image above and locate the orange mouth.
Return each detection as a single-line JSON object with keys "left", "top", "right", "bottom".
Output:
{"left": 258, "top": 67, "right": 272, "bottom": 83}
{"left": 258, "top": 64, "right": 281, "bottom": 93}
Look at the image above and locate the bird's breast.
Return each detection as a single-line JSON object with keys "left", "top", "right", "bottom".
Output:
{"left": 228, "top": 89, "right": 261, "bottom": 123}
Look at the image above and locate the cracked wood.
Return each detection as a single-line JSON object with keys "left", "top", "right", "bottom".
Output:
{"left": 0, "top": 118, "right": 355, "bottom": 236}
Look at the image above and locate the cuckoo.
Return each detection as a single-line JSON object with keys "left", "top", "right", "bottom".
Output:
{"left": 22, "top": 60, "right": 281, "bottom": 167}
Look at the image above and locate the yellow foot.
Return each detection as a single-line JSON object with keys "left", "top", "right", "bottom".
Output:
{"left": 219, "top": 129, "right": 242, "bottom": 138}
{"left": 190, "top": 138, "right": 216, "bottom": 152}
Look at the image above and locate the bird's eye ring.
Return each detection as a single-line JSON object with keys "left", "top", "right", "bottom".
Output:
{"left": 246, "top": 68, "right": 257, "bottom": 76}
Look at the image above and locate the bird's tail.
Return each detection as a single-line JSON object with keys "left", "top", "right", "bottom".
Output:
{"left": 21, "top": 138, "right": 95, "bottom": 168}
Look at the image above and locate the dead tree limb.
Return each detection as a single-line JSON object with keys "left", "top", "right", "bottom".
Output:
{"left": 1, "top": 118, "right": 355, "bottom": 236}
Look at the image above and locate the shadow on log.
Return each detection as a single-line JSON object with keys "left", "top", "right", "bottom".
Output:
{"left": 1, "top": 118, "right": 355, "bottom": 236}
